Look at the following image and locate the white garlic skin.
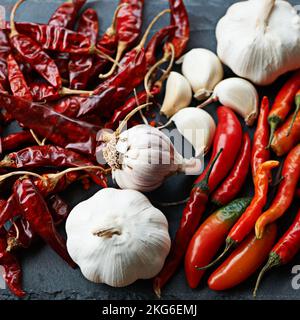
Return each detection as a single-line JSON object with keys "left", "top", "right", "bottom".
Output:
{"left": 212, "top": 78, "right": 259, "bottom": 126}
{"left": 113, "top": 125, "right": 185, "bottom": 192}
{"left": 181, "top": 48, "right": 224, "bottom": 100}
{"left": 216, "top": 0, "right": 300, "bottom": 85}
{"left": 161, "top": 71, "right": 192, "bottom": 118}
{"left": 66, "top": 188, "right": 171, "bottom": 287}
{"left": 171, "top": 107, "right": 216, "bottom": 156}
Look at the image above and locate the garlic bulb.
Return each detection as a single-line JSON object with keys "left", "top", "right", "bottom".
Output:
{"left": 217, "top": 0, "right": 300, "bottom": 85}
{"left": 161, "top": 71, "right": 192, "bottom": 118}
{"left": 199, "top": 78, "right": 259, "bottom": 126}
{"left": 169, "top": 108, "right": 216, "bottom": 156}
{"left": 180, "top": 48, "right": 223, "bottom": 100}
{"left": 101, "top": 125, "right": 200, "bottom": 192}
{"left": 66, "top": 188, "right": 171, "bottom": 287}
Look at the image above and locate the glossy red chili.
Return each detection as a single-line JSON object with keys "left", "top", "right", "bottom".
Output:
{"left": 47, "top": 194, "right": 69, "bottom": 226}
{"left": 211, "top": 132, "right": 251, "bottom": 206}
{"left": 7, "top": 217, "right": 34, "bottom": 251}
{"left": 252, "top": 97, "right": 270, "bottom": 178}
{"left": 13, "top": 177, "right": 75, "bottom": 267}
{"left": 7, "top": 54, "right": 32, "bottom": 100}
{"left": 0, "top": 30, "right": 10, "bottom": 90}
{"left": 153, "top": 107, "right": 243, "bottom": 296}
{"left": 1, "top": 131, "right": 35, "bottom": 153}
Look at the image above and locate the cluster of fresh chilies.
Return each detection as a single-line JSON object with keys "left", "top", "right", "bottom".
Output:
{"left": 0, "top": 0, "right": 298, "bottom": 299}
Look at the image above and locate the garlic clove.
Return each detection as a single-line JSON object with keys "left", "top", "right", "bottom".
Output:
{"left": 181, "top": 48, "right": 224, "bottom": 101}
{"left": 170, "top": 107, "right": 216, "bottom": 157}
{"left": 206, "top": 78, "right": 259, "bottom": 126}
{"left": 161, "top": 71, "right": 192, "bottom": 118}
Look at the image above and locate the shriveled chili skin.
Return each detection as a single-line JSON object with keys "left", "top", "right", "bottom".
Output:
{"left": 29, "top": 82, "right": 61, "bottom": 102}
{"left": 1, "top": 131, "right": 35, "bottom": 153}
{"left": 47, "top": 194, "right": 69, "bottom": 226}
{"left": 208, "top": 224, "right": 277, "bottom": 291}
{"left": 153, "top": 107, "right": 242, "bottom": 295}
{"left": 0, "top": 195, "right": 21, "bottom": 229}
{"left": 48, "top": 0, "right": 87, "bottom": 28}
{"left": 256, "top": 145, "right": 300, "bottom": 238}
{"left": 7, "top": 54, "right": 32, "bottom": 100}
{"left": 7, "top": 217, "right": 34, "bottom": 250}
{"left": 0, "top": 30, "right": 10, "bottom": 90}
{"left": 252, "top": 97, "right": 270, "bottom": 177}
{"left": 0, "top": 93, "right": 100, "bottom": 157}
{"left": 212, "top": 132, "right": 251, "bottom": 206}
{"left": 13, "top": 178, "right": 75, "bottom": 268}
{"left": 185, "top": 197, "right": 251, "bottom": 289}
{"left": 271, "top": 113, "right": 300, "bottom": 156}
{"left": 165, "top": 0, "right": 190, "bottom": 58}
{"left": 228, "top": 161, "right": 279, "bottom": 244}
{"left": 0, "top": 227, "right": 25, "bottom": 297}
{"left": 69, "top": 8, "right": 99, "bottom": 90}
{"left": 10, "top": 34, "right": 62, "bottom": 88}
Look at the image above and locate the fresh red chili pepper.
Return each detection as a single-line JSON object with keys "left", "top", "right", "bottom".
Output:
{"left": 164, "top": 0, "right": 190, "bottom": 59}
{"left": 185, "top": 197, "right": 251, "bottom": 289}
{"left": 48, "top": 0, "right": 86, "bottom": 28}
{"left": 100, "top": 0, "right": 144, "bottom": 78}
{"left": 271, "top": 111, "right": 300, "bottom": 157}
{"left": 7, "top": 54, "right": 32, "bottom": 100}
{"left": 69, "top": 8, "right": 99, "bottom": 90}
{"left": 0, "top": 93, "right": 101, "bottom": 157}
{"left": 268, "top": 69, "right": 300, "bottom": 147}
{"left": 9, "top": 1, "right": 62, "bottom": 89}
{"left": 288, "top": 89, "right": 300, "bottom": 134}
{"left": 1, "top": 131, "right": 35, "bottom": 153}
{"left": 153, "top": 106, "right": 243, "bottom": 296}
{"left": 29, "top": 82, "right": 92, "bottom": 102}
{"left": 296, "top": 188, "right": 300, "bottom": 198}
{"left": 254, "top": 207, "right": 300, "bottom": 297}
{"left": 208, "top": 224, "right": 277, "bottom": 291}
{"left": 211, "top": 132, "right": 251, "bottom": 206}
{"left": 13, "top": 177, "right": 75, "bottom": 267}
{"left": 0, "top": 145, "right": 107, "bottom": 188}
{"left": 0, "top": 227, "right": 25, "bottom": 297}
{"left": 252, "top": 97, "right": 270, "bottom": 178}
{"left": 255, "top": 145, "right": 300, "bottom": 239}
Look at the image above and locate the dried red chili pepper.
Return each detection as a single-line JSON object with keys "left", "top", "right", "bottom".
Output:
{"left": 1, "top": 131, "right": 35, "bottom": 153}
{"left": 252, "top": 97, "right": 270, "bottom": 178}
{"left": 0, "top": 145, "right": 107, "bottom": 188}
{"left": 7, "top": 54, "right": 32, "bottom": 100}
{"left": 13, "top": 177, "right": 75, "bottom": 267}
{"left": 271, "top": 109, "right": 300, "bottom": 157}
{"left": 199, "top": 160, "right": 280, "bottom": 271}
{"left": 0, "top": 30, "right": 10, "bottom": 91}
{"left": 254, "top": 207, "right": 300, "bottom": 296}
{"left": 47, "top": 194, "right": 69, "bottom": 226}
{"left": 48, "top": 0, "right": 86, "bottom": 28}
{"left": 9, "top": 1, "right": 62, "bottom": 89}
{"left": 29, "top": 82, "right": 92, "bottom": 102}
{"left": 100, "top": 0, "right": 144, "bottom": 78}
{"left": 52, "top": 52, "right": 70, "bottom": 81}
{"left": 255, "top": 144, "right": 300, "bottom": 238}
{"left": 208, "top": 224, "right": 277, "bottom": 291}
{"left": 0, "top": 226, "right": 25, "bottom": 297}
{"left": 185, "top": 197, "right": 251, "bottom": 289}
{"left": 211, "top": 132, "right": 251, "bottom": 207}
{"left": 0, "top": 93, "right": 100, "bottom": 157}
{"left": 7, "top": 217, "right": 34, "bottom": 251}
{"left": 268, "top": 69, "right": 300, "bottom": 147}
{"left": 153, "top": 106, "right": 243, "bottom": 296}
{"left": 69, "top": 8, "right": 99, "bottom": 90}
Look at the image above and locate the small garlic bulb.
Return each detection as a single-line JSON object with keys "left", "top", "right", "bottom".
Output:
{"left": 169, "top": 108, "right": 216, "bottom": 156}
{"left": 161, "top": 71, "right": 192, "bottom": 118}
{"left": 181, "top": 48, "right": 224, "bottom": 100}
{"left": 101, "top": 125, "right": 199, "bottom": 192}
{"left": 199, "top": 78, "right": 259, "bottom": 126}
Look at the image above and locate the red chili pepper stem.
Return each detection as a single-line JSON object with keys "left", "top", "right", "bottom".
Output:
{"left": 0, "top": 171, "right": 45, "bottom": 184}
{"left": 267, "top": 115, "right": 281, "bottom": 149}
{"left": 253, "top": 252, "right": 280, "bottom": 298}
{"left": 287, "top": 91, "right": 300, "bottom": 136}
{"left": 9, "top": 0, "right": 23, "bottom": 38}
{"left": 99, "top": 8, "right": 171, "bottom": 79}
{"left": 106, "top": 3, "right": 128, "bottom": 37}
{"left": 59, "top": 87, "right": 94, "bottom": 97}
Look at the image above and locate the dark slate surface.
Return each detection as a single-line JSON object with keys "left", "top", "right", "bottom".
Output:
{"left": 0, "top": 0, "right": 299, "bottom": 300}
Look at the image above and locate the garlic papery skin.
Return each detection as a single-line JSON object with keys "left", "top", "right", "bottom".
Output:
{"left": 66, "top": 188, "right": 171, "bottom": 287}
{"left": 181, "top": 48, "right": 224, "bottom": 101}
{"left": 170, "top": 108, "right": 216, "bottom": 157}
{"left": 102, "top": 125, "right": 199, "bottom": 192}
{"left": 216, "top": 0, "right": 300, "bottom": 85}
{"left": 161, "top": 71, "right": 192, "bottom": 118}
{"left": 199, "top": 78, "right": 259, "bottom": 126}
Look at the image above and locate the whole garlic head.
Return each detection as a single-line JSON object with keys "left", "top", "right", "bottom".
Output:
{"left": 66, "top": 188, "right": 171, "bottom": 287}
{"left": 216, "top": 0, "right": 300, "bottom": 85}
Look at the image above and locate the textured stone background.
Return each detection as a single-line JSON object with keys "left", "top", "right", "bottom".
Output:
{"left": 0, "top": 0, "right": 299, "bottom": 300}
